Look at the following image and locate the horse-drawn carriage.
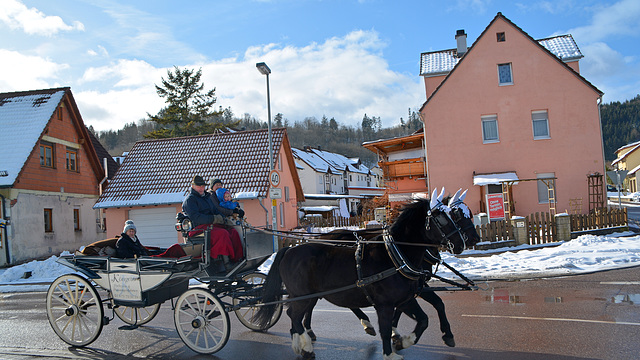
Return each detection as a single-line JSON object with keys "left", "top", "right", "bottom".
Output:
{"left": 46, "top": 217, "right": 283, "bottom": 354}
{"left": 46, "top": 188, "right": 479, "bottom": 359}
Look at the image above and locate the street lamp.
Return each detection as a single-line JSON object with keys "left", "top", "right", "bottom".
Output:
{"left": 256, "top": 62, "right": 277, "bottom": 248}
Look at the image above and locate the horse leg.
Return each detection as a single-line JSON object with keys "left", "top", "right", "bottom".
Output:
{"left": 422, "top": 289, "right": 455, "bottom": 347}
{"left": 390, "top": 306, "right": 404, "bottom": 348}
{"left": 376, "top": 304, "right": 403, "bottom": 360}
{"left": 351, "top": 308, "right": 376, "bottom": 336}
{"left": 302, "top": 298, "right": 318, "bottom": 341}
{"left": 287, "top": 301, "right": 315, "bottom": 359}
{"left": 392, "top": 299, "right": 429, "bottom": 351}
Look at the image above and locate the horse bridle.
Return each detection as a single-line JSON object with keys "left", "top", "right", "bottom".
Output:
{"left": 427, "top": 206, "right": 467, "bottom": 253}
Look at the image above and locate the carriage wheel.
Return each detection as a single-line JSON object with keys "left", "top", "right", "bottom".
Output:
{"left": 174, "top": 288, "right": 230, "bottom": 354}
{"left": 113, "top": 303, "right": 160, "bottom": 326}
{"left": 46, "top": 274, "right": 104, "bottom": 347}
{"left": 233, "top": 272, "right": 283, "bottom": 331}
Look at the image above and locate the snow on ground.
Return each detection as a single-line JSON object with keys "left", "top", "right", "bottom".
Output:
{"left": 1, "top": 231, "right": 639, "bottom": 293}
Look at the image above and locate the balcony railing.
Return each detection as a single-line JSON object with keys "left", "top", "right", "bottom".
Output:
{"left": 381, "top": 157, "right": 425, "bottom": 178}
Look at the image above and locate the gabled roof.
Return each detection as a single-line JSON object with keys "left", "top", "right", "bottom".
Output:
{"left": 419, "top": 12, "right": 602, "bottom": 109}
{"left": 87, "top": 129, "right": 118, "bottom": 180}
{"left": 611, "top": 141, "right": 640, "bottom": 166}
{"left": 0, "top": 87, "right": 103, "bottom": 188}
{"left": 292, "top": 147, "right": 370, "bottom": 175}
{"left": 94, "top": 128, "right": 303, "bottom": 208}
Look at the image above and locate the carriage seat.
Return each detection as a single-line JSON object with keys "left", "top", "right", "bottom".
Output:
{"left": 80, "top": 238, "right": 118, "bottom": 257}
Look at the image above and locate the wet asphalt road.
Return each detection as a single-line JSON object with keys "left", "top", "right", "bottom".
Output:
{"left": 0, "top": 266, "right": 638, "bottom": 360}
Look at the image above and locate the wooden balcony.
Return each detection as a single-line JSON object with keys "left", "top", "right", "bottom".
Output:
{"left": 381, "top": 157, "right": 425, "bottom": 178}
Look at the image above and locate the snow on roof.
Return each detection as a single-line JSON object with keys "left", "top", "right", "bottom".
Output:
{"left": 291, "top": 148, "right": 332, "bottom": 173}
{"left": 0, "top": 88, "right": 66, "bottom": 187}
{"left": 309, "top": 148, "right": 370, "bottom": 174}
{"left": 94, "top": 128, "right": 287, "bottom": 208}
{"left": 420, "top": 34, "right": 583, "bottom": 76}
{"left": 300, "top": 206, "right": 337, "bottom": 212}
{"left": 473, "top": 172, "right": 519, "bottom": 186}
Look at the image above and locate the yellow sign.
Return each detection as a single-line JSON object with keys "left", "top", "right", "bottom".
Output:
{"left": 272, "top": 199, "right": 277, "bottom": 206}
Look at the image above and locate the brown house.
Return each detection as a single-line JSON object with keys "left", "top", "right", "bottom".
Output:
{"left": 0, "top": 88, "right": 112, "bottom": 265}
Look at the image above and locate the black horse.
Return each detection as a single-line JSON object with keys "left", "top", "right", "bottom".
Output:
{"left": 302, "top": 189, "right": 480, "bottom": 351}
{"left": 254, "top": 194, "right": 467, "bottom": 360}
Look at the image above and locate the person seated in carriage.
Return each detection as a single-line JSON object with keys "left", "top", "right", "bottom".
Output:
{"left": 116, "top": 220, "right": 187, "bottom": 259}
{"left": 115, "top": 220, "right": 149, "bottom": 258}
{"left": 208, "top": 178, "right": 245, "bottom": 218}
{"left": 182, "top": 175, "right": 243, "bottom": 270}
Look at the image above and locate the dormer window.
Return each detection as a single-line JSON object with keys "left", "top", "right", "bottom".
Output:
{"left": 497, "top": 32, "right": 506, "bottom": 42}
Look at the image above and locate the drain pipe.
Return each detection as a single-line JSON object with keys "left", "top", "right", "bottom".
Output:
{"left": 0, "top": 193, "right": 9, "bottom": 264}
{"left": 258, "top": 196, "right": 269, "bottom": 228}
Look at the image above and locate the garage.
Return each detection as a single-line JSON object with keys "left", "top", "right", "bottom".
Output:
{"left": 129, "top": 207, "right": 180, "bottom": 248}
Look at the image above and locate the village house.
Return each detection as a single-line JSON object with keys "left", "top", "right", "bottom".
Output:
{"left": 0, "top": 88, "right": 116, "bottom": 266}
{"left": 363, "top": 129, "right": 427, "bottom": 205}
{"left": 292, "top": 146, "right": 383, "bottom": 218}
{"left": 418, "top": 12, "right": 605, "bottom": 219}
{"left": 93, "top": 128, "right": 304, "bottom": 247}
{"left": 611, "top": 141, "right": 640, "bottom": 193}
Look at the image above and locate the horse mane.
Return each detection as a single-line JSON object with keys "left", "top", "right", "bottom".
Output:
{"left": 389, "top": 198, "right": 431, "bottom": 235}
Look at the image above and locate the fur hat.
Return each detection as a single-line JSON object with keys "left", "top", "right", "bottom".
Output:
{"left": 192, "top": 175, "right": 206, "bottom": 186}
{"left": 123, "top": 220, "right": 136, "bottom": 233}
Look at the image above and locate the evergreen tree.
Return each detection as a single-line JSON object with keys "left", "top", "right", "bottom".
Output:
{"left": 145, "top": 66, "right": 226, "bottom": 138}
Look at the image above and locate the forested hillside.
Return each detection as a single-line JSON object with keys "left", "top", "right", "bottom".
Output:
{"left": 88, "top": 111, "right": 424, "bottom": 168}
{"left": 601, "top": 95, "right": 640, "bottom": 161}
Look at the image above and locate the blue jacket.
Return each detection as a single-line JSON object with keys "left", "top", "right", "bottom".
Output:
{"left": 215, "top": 188, "right": 240, "bottom": 210}
{"left": 182, "top": 188, "right": 221, "bottom": 227}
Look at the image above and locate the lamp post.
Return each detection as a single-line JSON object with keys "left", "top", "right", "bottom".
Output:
{"left": 256, "top": 62, "right": 277, "bottom": 250}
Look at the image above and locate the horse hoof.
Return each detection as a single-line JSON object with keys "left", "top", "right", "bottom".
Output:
{"left": 302, "top": 351, "right": 316, "bottom": 359}
{"left": 383, "top": 352, "right": 404, "bottom": 360}
{"left": 392, "top": 337, "right": 404, "bottom": 351}
{"left": 364, "top": 327, "right": 376, "bottom": 336}
{"left": 443, "top": 335, "right": 455, "bottom": 347}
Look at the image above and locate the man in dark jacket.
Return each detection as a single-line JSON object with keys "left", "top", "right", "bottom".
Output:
{"left": 182, "top": 176, "right": 243, "bottom": 265}
{"left": 115, "top": 220, "right": 149, "bottom": 258}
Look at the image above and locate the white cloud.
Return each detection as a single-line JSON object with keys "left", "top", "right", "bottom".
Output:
{"left": 566, "top": 0, "right": 640, "bottom": 43}
{"left": 74, "top": 30, "right": 423, "bottom": 132}
{"left": 0, "top": 0, "right": 84, "bottom": 36}
{"left": 0, "top": 49, "right": 68, "bottom": 90}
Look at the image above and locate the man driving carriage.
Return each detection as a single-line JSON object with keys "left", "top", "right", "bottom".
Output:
{"left": 182, "top": 175, "right": 243, "bottom": 271}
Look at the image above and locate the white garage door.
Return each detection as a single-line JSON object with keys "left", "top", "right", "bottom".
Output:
{"left": 129, "top": 207, "right": 179, "bottom": 248}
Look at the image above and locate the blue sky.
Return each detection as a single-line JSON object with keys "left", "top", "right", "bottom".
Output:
{"left": 1, "top": 0, "right": 639, "bottom": 132}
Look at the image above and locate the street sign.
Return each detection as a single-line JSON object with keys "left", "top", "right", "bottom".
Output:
{"left": 269, "top": 187, "right": 282, "bottom": 199}
{"left": 607, "top": 170, "right": 628, "bottom": 186}
{"left": 269, "top": 170, "right": 280, "bottom": 187}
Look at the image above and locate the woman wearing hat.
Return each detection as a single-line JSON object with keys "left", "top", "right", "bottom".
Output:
{"left": 116, "top": 220, "right": 149, "bottom": 258}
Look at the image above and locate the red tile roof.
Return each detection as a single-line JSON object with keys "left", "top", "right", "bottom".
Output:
{"left": 94, "top": 128, "right": 294, "bottom": 208}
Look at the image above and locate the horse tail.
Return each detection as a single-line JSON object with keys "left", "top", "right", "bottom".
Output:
{"left": 253, "top": 247, "right": 290, "bottom": 327}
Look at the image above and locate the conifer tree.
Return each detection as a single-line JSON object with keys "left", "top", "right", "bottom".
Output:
{"left": 145, "top": 66, "right": 227, "bottom": 138}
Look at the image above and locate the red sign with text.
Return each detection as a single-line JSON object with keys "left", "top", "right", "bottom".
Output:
{"left": 486, "top": 193, "right": 505, "bottom": 220}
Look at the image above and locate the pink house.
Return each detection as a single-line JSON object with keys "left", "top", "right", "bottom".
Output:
{"left": 420, "top": 13, "right": 604, "bottom": 218}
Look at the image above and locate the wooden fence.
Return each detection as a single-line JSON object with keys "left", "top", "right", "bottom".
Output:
{"left": 570, "top": 207, "right": 627, "bottom": 232}
{"left": 474, "top": 207, "right": 627, "bottom": 247}
{"left": 299, "top": 214, "right": 375, "bottom": 229}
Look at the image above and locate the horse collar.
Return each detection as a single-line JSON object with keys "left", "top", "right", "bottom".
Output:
{"left": 383, "top": 230, "right": 428, "bottom": 281}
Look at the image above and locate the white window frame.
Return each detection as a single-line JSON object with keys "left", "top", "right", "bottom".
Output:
{"left": 481, "top": 115, "right": 500, "bottom": 144}
{"left": 497, "top": 63, "right": 513, "bottom": 85}
{"left": 532, "top": 110, "right": 550, "bottom": 140}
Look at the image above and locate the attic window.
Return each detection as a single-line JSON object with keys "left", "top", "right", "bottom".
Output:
{"left": 497, "top": 32, "right": 506, "bottom": 42}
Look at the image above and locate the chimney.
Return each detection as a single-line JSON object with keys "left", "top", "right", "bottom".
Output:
{"left": 455, "top": 29, "right": 467, "bottom": 58}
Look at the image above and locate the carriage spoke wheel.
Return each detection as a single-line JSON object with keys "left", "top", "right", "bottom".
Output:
{"left": 46, "top": 274, "right": 104, "bottom": 347}
{"left": 113, "top": 303, "right": 160, "bottom": 326}
{"left": 233, "top": 272, "right": 282, "bottom": 331}
{"left": 174, "top": 288, "right": 230, "bottom": 354}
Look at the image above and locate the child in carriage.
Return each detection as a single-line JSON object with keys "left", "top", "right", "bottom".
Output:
{"left": 215, "top": 187, "right": 245, "bottom": 218}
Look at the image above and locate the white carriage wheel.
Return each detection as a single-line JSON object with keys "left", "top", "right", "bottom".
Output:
{"left": 113, "top": 303, "right": 161, "bottom": 326}
{"left": 174, "top": 288, "right": 230, "bottom": 354}
{"left": 233, "top": 272, "right": 283, "bottom": 331}
{"left": 46, "top": 274, "right": 104, "bottom": 347}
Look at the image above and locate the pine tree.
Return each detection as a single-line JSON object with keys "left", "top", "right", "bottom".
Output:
{"left": 145, "top": 66, "right": 227, "bottom": 138}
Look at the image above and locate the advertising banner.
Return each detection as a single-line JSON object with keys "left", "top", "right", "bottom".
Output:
{"left": 486, "top": 193, "right": 505, "bottom": 220}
